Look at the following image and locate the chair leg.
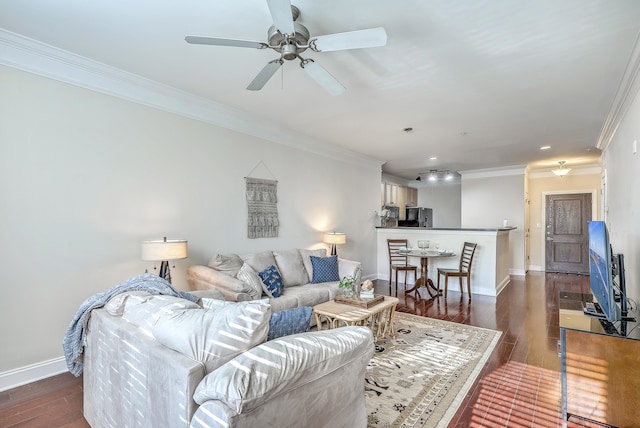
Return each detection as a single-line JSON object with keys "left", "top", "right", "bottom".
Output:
{"left": 467, "top": 273, "right": 471, "bottom": 299}
{"left": 437, "top": 272, "right": 441, "bottom": 292}
{"left": 395, "top": 271, "right": 399, "bottom": 296}
{"left": 444, "top": 275, "right": 449, "bottom": 298}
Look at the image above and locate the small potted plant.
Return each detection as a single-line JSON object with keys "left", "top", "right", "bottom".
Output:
{"left": 339, "top": 275, "right": 356, "bottom": 298}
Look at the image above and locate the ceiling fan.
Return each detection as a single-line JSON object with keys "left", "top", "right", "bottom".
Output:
{"left": 185, "top": 0, "right": 387, "bottom": 95}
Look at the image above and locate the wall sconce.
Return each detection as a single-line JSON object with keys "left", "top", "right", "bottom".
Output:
{"left": 552, "top": 161, "right": 571, "bottom": 177}
{"left": 141, "top": 237, "right": 188, "bottom": 284}
{"left": 323, "top": 232, "right": 346, "bottom": 256}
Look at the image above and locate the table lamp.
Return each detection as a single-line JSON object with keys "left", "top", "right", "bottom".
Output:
{"left": 141, "top": 237, "right": 188, "bottom": 284}
{"left": 323, "top": 232, "right": 346, "bottom": 256}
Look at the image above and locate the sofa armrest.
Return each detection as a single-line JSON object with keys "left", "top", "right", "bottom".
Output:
{"left": 338, "top": 258, "right": 362, "bottom": 279}
{"left": 193, "top": 326, "right": 374, "bottom": 414}
{"left": 187, "top": 265, "right": 251, "bottom": 302}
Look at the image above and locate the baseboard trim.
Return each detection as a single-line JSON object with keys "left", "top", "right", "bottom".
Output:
{"left": 496, "top": 275, "right": 511, "bottom": 295}
{"left": 509, "top": 268, "right": 526, "bottom": 276}
{"left": 0, "top": 357, "right": 68, "bottom": 392}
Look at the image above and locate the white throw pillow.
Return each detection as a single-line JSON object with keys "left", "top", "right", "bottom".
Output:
{"left": 235, "top": 263, "right": 265, "bottom": 299}
{"left": 152, "top": 301, "right": 271, "bottom": 373}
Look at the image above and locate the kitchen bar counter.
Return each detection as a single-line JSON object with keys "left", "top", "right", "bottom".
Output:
{"left": 377, "top": 227, "right": 515, "bottom": 297}
{"left": 377, "top": 226, "right": 517, "bottom": 232}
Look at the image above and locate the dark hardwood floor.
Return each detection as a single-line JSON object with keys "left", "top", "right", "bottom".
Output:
{"left": 1, "top": 272, "right": 600, "bottom": 427}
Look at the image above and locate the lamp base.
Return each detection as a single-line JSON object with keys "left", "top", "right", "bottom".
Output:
{"left": 158, "top": 260, "right": 172, "bottom": 284}
{"left": 330, "top": 244, "right": 337, "bottom": 256}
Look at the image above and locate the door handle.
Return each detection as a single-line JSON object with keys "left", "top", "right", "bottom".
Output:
{"left": 546, "top": 237, "right": 554, "bottom": 241}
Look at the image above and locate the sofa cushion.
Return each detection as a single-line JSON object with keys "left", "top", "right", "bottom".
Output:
{"left": 273, "top": 249, "right": 309, "bottom": 287}
{"left": 310, "top": 255, "right": 340, "bottom": 283}
{"left": 208, "top": 253, "right": 244, "bottom": 277}
{"left": 105, "top": 291, "right": 152, "bottom": 316}
{"left": 265, "top": 293, "right": 299, "bottom": 312}
{"left": 152, "top": 301, "right": 271, "bottom": 373}
{"left": 193, "top": 327, "right": 375, "bottom": 413}
{"left": 189, "top": 289, "right": 226, "bottom": 302}
{"left": 267, "top": 306, "right": 313, "bottom": 341}
{"left": 239, "top": 251, "right": 277, "bottom": 273}
{"left": 122, "top": 295, "right": 201, "bottom": 336}
{"left": 281, "top": 284, "right": 332, "bottom": 307}
{"left": 235, "top": 263, "right": 264, "bottom": 300}
{"left": 258, "top": 265, "right": 284, "bottom": 298}
{"left": 299, "top": 248, "right": 328, "bottom": 282}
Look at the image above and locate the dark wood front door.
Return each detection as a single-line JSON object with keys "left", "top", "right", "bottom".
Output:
{"left": 545, "top": 193, "right": 591, "bottom": 274}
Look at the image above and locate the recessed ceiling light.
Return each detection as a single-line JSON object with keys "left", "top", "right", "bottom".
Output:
{"left": 540, "top": 145, "right": 551, "bottom": 150}
{"left": 429, "top": 156, "right": 437, "bottom": 160}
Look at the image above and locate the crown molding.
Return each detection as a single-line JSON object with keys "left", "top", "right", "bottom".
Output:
{"left": 527, "top": 164, "right": 601, "bottom": 179}
{"left": 0, "top": 28, "right": 383, "bottom": 169}
{"left": 459, "top": 165, "right": 527, "bottom": 180}
{"left": 597, "top": 30, "right": 640, "bottom": 152}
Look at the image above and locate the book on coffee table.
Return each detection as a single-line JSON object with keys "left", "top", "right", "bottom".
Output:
{"left": 334, "top": 294, "right": 384, "bottom": 308}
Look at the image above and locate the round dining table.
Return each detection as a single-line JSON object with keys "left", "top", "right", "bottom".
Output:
{"left": 403, "top": 250, "right": 456, "bottom": 298}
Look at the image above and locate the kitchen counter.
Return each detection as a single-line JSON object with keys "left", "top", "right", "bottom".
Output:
{"left": 376, "top": 226, "right": 517, "bottom": 232}
{"left": 376, "top": 227, "right": 513, "bottom": 296}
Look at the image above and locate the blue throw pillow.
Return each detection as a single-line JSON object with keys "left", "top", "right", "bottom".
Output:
{"left": 267, "top": 306, "right": 313, "bottom": 341}
{"left": 310, "top": 255, "right": 340, "bottom": 283}
{"left": 258, "top": 265, "right": 284, "bottom": 298}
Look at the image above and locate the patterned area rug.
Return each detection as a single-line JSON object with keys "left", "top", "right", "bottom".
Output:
{"left": 365, "top": 312, "right": 501, "bottom": 428}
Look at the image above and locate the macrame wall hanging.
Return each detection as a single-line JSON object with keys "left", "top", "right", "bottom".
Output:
{"left": 245, "top": 161, "right": 279, "bottom": 239}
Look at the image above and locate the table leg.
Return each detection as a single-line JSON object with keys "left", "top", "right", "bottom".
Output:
{"left": 405, "top": 257, "right": 441, "bottom": 298}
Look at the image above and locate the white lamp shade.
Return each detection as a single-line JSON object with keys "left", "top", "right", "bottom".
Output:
{"left": 323, "top": 232, "right": 346, "bottom": 245}
{"left": 141, "top": 239, "right": 188, "bottom": 261}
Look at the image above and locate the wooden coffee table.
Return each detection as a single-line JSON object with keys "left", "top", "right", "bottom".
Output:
{"left": 313, "top": 296, "right": 399, "bottom": 340}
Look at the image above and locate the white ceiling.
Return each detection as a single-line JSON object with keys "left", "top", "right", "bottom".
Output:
{"left": 2, "top": 0, "right": 640, "bottom": 179}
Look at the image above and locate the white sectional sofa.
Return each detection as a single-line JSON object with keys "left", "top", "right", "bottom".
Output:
{"left": 82, "top": 290, "right": 374, "bottom": 428}
{"left": 187, "top": 248, "right": 362, "bottom": 313}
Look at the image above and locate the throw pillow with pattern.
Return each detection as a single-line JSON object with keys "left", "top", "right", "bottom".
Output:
{"left": 267, "top": 306, "right": 313, "bottom": 341}
{"left": 257, "top": 265, "right": 284, "bottom": 298}
{"left": 236, "top": 263, "right": 267, "bottom": 299}
{"left": 310, "top": 255, "right": 340, "bottom": 283}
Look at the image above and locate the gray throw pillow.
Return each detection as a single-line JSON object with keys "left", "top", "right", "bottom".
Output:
{"left": 208, "top": 253, "right": 244, "bottom": 277}
{"left": 298, "top": 248, "right": 328, "bottom": 282}
{"left": 235, "top": 263, "right": 264, "bottom": 299}
{"left": 273, "top": 249, "right": 309, "bottom": 287}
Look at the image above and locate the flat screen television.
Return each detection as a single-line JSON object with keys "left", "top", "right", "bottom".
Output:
{"left": 587, "top": 221, "right": 622, "bottom": 322}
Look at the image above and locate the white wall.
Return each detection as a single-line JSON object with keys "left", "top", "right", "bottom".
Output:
{"left": 0, "top": 66, "right": 381, "bottom": 377}
{"left": 460, "top": 169, "right": 526, "bottom": 275}
{"left": 416, "top": 182, "right": 461, "bottom": 227}
{"left": 602, "top": 89, "right": 640, "bottom": 303}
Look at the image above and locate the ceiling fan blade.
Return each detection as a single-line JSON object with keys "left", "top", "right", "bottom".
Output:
{"left": 266, "top": 0, "right": 295, "bottom": 35}
{"left": 310, "top": 27, "right": 387, "bottom": 52}
{"left": 185, "top": 36, "right": 267, "bottom": 49}
{"left": 247, "top": 59, "right": 283, "bottom": 91}
{"left": 301, "top": 59, "right": 345, "bottom": 96}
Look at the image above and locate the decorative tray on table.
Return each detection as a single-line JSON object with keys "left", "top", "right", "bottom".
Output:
{"left": 334, "top": 294, "right": 384, "bottom": 308}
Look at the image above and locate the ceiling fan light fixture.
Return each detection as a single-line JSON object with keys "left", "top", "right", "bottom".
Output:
{"left": 552, "top": 161, "right": 571, "bottom": 177}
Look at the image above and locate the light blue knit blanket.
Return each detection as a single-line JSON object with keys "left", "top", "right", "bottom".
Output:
{"left": 62, "top": 273, "right": 199, "bottom": 376}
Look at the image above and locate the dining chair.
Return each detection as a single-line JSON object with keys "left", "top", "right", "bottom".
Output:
{"left": 387, "top": 239, "right": 417, "bottom": 296}
{"left": 437, "top": 242, "right": 477, "bottom": 299}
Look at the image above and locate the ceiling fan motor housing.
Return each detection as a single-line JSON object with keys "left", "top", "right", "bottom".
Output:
{"left": 268, "top": 21, "right": 310, "bottom": 60}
